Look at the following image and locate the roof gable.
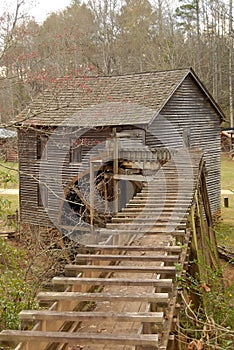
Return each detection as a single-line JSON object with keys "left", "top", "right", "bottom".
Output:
{"left": 188, "top": 68, "right": 225, "bottom": 121}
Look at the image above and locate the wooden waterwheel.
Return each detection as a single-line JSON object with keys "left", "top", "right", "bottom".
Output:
{"left": 60, "top": 160, "right": 143, "bottom": 236}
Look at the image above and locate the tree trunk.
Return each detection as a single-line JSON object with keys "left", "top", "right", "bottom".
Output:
{"left": 229, "top": 0, "right": 233, "bottom": 128}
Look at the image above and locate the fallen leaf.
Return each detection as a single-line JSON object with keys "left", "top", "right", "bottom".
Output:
{"left": 97, "top": 328, "right": 107, "bottom": 333}
{"left": 186, "top": 340, "right": 204, "bottom": 350}
{"left": 201, "top": 283, "right": 211, "bottom": 292}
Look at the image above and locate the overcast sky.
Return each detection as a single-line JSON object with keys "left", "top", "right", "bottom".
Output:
{"left": 0, "top": 0, "right": 72, "bottom": 23}
{"left": 28, "top": 0, "right": 72, "bottom": 23}
{"left": 1, "top": 0, "right": 231, "bottom": 25}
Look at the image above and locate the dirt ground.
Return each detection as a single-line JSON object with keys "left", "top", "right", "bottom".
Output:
{"left": 221, "top": 260, "right": 234, "bottom": 287}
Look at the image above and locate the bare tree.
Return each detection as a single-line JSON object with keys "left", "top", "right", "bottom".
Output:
{"left": 229, "top": 0, "right": 233, "bottom": 128}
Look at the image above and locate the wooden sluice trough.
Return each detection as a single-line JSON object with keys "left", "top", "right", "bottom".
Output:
{"left": 0, "top": 151, "right": 219, "bottom": 350}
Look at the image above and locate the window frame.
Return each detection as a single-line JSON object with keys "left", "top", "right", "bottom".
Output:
{"left": 69, "top": 138, "right": 83, "bottom": 163}
{"left": 37, "top": 135, "right": 48, "bottom": 160}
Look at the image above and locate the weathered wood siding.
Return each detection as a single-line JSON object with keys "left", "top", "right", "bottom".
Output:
{"left": 18, "top": 127, "right": 112, "bottom": 227}
{"left": 146, "top": 76, "right": 221, "bottom": 215}
{"left": 18, "top": 128, "right": 50, "bottom": 226}
{"left": 19, "top": 125, "right": 147, "bottom": 227}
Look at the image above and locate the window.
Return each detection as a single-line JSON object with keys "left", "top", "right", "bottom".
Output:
{"left": 70, "top": 139, "right": 82, "bottom": 163}
{"left": 38, "top": 183, "right": 48, "bottom": 208}
{"left": 37, "top": 135, "right": 48, "bottom": 160}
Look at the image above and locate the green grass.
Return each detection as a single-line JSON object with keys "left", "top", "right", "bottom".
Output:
{"left": 0, "top": 194, "right": 19, "bottom": 213}
{"left": 221, "top": 154, "right": 234, "bottom": 190}
{"left": 0, "top": 162, "right": 19, "bottom": 229}
{"left": 0, "top": 161, "right": 19, "bottom": 189}
{"left": 217, "top": 154, "right": 234, "bottom": 247}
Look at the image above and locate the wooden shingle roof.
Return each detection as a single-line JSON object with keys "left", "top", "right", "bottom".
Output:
{"left": 16, "top": 68, "right": 225, "bottom": 127}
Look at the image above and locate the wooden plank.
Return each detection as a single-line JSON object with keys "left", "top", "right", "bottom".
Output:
{"left": 37, "top": 291, "right": 169, "bottom": 303}
{"left": 74, "top": 254, "right": 179, "bottom": 262}
{"left": 0, "top": 330, "right": 158, "bottom": 346}
{"left": 137, "top": 192, "right": 192, "bottom": 195}
{"left": 52, "top": 277, "right": 173, "bottom": 288}
{"left": 130, "top": 193, "right": 191, "bottom": 198}
{"left": 103, "top": 226, "right": 185, "bottom": 232}
{"left": 139, "top": 192, "right": 192, "bottom": 196}
{"left": 65, "top": 264, "right": 176, "bottom": 274}
{"left": 128, "top": 199, "right": 191, "bottom": 203}
{"left": 144, "top": 185, "right": 193, "bottom": 188}
{"left": 126, "top": 202, "right": 190, "bottom": 207}
{"left": 121, "top": 208, "right": 189, "bottom": 212}
{"left": 106, "top": 222, "right": 186, "bottom": 228}
{"left": 103, "top": 224, "right": 186, "bottom": 232}
{"left": 127, "top": 198, "right": 191, "bottom": 207}
{"left": 20, "top": 310, "right": 164, "bottom": 323}
{"left": 109, "top": 216, "right": 187, "bottom": 221}
{"left": 85, "top": 245, "right": 182, "bottom": 253}
{"left": 113, "top": 174, "right": 154, "bottom": 182}
{"left": 118, "top": 211, "right": 188, "bottom": 217}
{"left": 111, "top": 215, "right": 187, "bottom": 224}
{"left": 116, "top": 215, "right": 187, "bottom": 221}
{"left": 99, "top": 228, "right": 185, "bottom": 234}
{"left": 97, "top": 229, "right": 186, "bottom": 236}
{"left": 111, "top": 218, "right": 187, "bottom": 223}
{"left": 116, "top": 212, "right": 188, "bottom": 218}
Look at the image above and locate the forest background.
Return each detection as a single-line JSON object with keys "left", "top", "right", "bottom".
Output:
{"left": 0, "top": 0, "right": 234, "bottom": 127}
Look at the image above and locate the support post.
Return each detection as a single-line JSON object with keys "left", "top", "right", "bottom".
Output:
{"left": 224, "top": 197, "right": 229, "bottom": 208}
{"left": 90, "top": 161, "right": 94, "bottom": 229}
{"left": 113, "top": 128, "right": 119, "bottom": 214}
{"left": 104, "top": 173, "right": 108, "bottom": 212}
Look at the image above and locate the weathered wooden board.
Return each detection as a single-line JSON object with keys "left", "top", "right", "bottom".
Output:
{"left": 37, "top": 291, "right": 169, "bottom": 303}
{"left": 0, "top": 330, "right": 159, "bottom": 346}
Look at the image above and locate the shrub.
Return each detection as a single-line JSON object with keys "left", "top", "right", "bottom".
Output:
{"left": 0, "top": 238, "right": 38, "bottom": 330}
